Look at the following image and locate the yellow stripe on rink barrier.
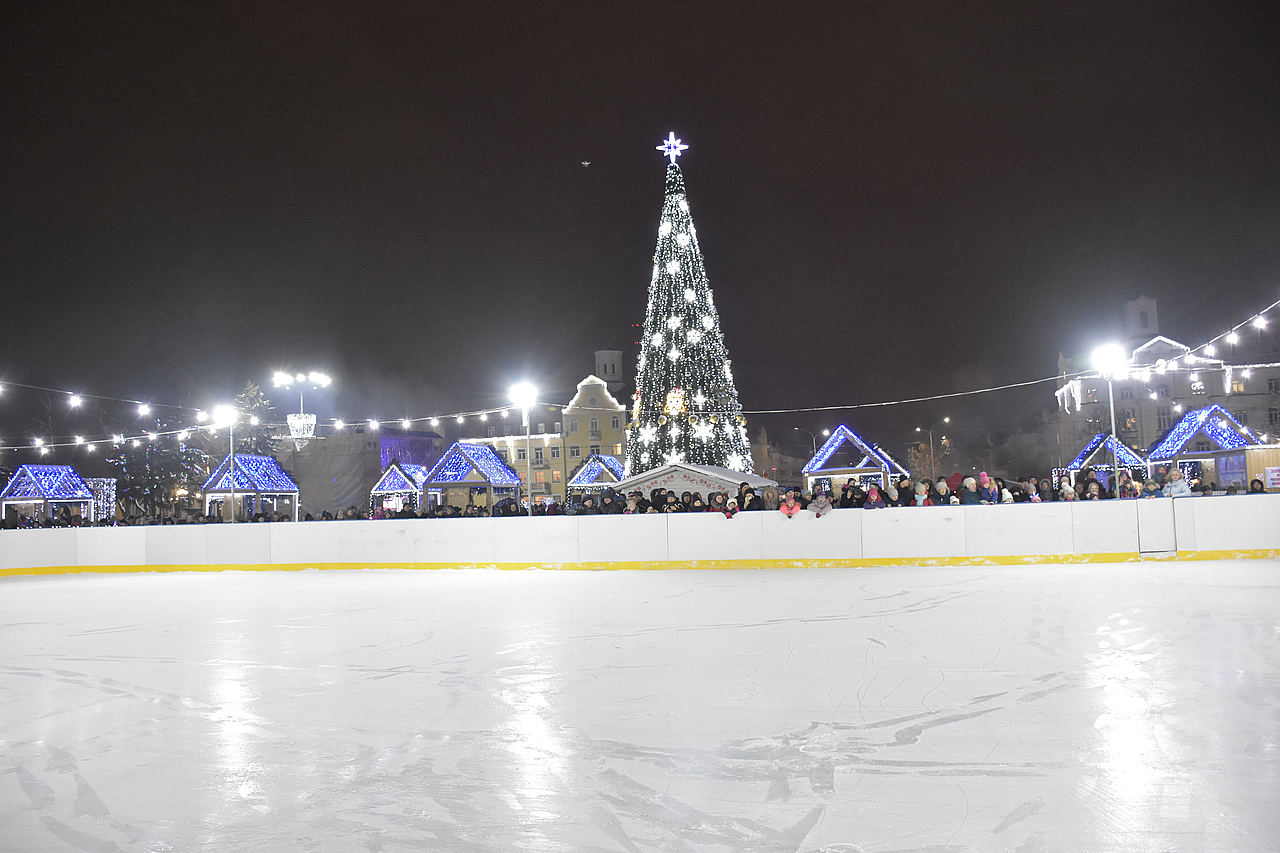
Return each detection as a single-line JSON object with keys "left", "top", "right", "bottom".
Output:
{"left": 4, "top": 549, "right": 1279, "bottom": 578}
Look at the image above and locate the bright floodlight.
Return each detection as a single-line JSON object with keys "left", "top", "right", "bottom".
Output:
{"left": 138, "top": 404, "right": 151, "bottom": 416}
{"left": 196, "top": 410, "right": 208, "bottom": 422}
{"left": 273, "top": 372, "right": 293, "bottom": 387}
{"left": 368, "top": 419, "right": 379, "bottom": 430}
{"left": 510, "top": 382, "right": 538, "bottom": 410}
{"left": 309, "top": 372, "right": 331, "bottom": 386}
{"left": 1254, "top": 316, "right": 1267, "bottom": 329}
{"left": 334, "top": 419, "right": 344, "bottom": 430}
{"left": 213, "top": 405, "right": 238, "bottom": 428}
{"left": 296, "top": 373, "right": 306, "bottom": 382}
{"left": 69, "top": 395, "right": 82, "bottom": 407}
{"left": 1091, "top": 344, "right": 1127, "bottom": 374}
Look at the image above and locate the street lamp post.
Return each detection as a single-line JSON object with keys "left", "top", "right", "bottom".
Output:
{"left": 1092, "top": 344, "right": 1127, "bottom": 485}
{"left": 510, "top": 383, "right": 538, "bottom": 517}
{"left": 792, "top": 426, "right": 829, "bottom": 456}
{"left": 213, "top": 405, "right": 238, "bottom": 522}
{"left": 274, "top": 371, "right": 331, "bottom": 450}
{"left": 915, "top": 417, "right": 950, "bottom": 483}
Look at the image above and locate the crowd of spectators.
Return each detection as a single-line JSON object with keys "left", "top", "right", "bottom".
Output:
{"left": 3, "top": 466, "right": 1270, "bottom": 530}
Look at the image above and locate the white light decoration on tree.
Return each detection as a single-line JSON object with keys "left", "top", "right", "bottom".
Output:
{"left": 656, "top": 132, "right": 689, "bottom": 164}
{"left": 624, "top": 136, "right": 754, "bottom": 475}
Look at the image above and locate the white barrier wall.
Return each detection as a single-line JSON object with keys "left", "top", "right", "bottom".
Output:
{"left": 2, "top": 495, "right": 1277, "bottom": 575}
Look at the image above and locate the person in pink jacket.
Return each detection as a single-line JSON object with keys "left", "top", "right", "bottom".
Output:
{"left": 779, "top": 494, "right": 804, "bottom": 517}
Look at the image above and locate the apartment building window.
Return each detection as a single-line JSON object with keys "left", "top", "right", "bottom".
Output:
{"left": 1156, "top": 385, "right": 1170, "bottom": 398}
{"left": 533, "top": 446, "right": 544, "bottom": 462}
{"left": 589, "top": 417, "right": 599, "bottom": 431}
{"left": 1270, "top": 407, "right": 1280, "bottom": 425}
{"left": 611, "top": 415, "right": 621, "bottom": 429}
{"left": 503, "top": 425, "right": 512, "bottom": 435}
{"left": 1120, "top": 409, "right": 1136, "bottom": 432}
{"left": 554, "top": 421, "right": 562, "bottom": 433}
{"left": 1269, "top": 377, "right": 1279, "bottom": 394}
{"left": 550, "top": 445, "right": 560, "bottom": 459}
{"left": 1231, "top": 380, "right": 1245, "bottom": 394}
{"left": 1156, "top": 407, "right": 1171, "bottom": 431}
{"left": 569, "top": 445, "right": 581, "bottom": 458}
{"left": 1139, "top": 310, "right": 1149, "bottom": 328}
{"left": 612, "top": 443, "right": 623, "bottom": 455}
{"left": 487, "top": 426, "right": 496, "bottom": 437}
{"left": 1191, "top": 380, "right": 1207, "bottom": 395}
{"left": 1086, "top": 388, "right": 1098, "bottom": 403}
{"left": 552, "top": 470, "right": 562, "bottom": 482}
{"left": 1232, "top": 411, "right": 1247, "bottom": 425}
{"left": 589, "top": 444, "right": 601, "bottom": 455}
{"left": 537, "top": 423, "right": 546, "bottom": 434}
{"left": 569, "top": 418, "right": 579, "bottom": 432}
{"left": 496, "top": 449, "right": 508, "bottom": 461}
{"left": 534, "top": 470, "right": 545, "bottom": 484}
{"left": 1119, "top": 387, "right": 1134, "bottom": 400}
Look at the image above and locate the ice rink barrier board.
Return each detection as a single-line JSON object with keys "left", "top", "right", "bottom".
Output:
{"left": 1, "top": 495, "right": 1277, "bottom": 576}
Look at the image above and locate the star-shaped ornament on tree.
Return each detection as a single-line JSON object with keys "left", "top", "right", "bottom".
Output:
{"left": 657, "top": 132, "right": 689, "bottom": 164}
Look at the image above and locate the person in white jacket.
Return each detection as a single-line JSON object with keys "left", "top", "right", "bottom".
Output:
{"left": 1163, "top": 467, "right": 1192, "bottom": 497}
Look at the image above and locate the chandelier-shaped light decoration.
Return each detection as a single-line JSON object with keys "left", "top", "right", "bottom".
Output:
{"left": 287, "top": 412, "right": 317, "bottom": 450}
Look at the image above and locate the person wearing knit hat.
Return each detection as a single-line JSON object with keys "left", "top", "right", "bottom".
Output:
{"left": 912, "top": 481, "right": 934, "bottom": 507}
{"left": 960, "top": 476, "right": 982, "bottom": 505}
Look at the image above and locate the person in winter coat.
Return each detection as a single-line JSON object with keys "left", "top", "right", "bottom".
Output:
{"left": 911, "top": 482, "right": 934, "bottom": 506}
{"left": 838, "top": 482, "right": 859, "bottom": 508}
{"left": 1141, "top": 479, "right": 1165, "bottom": 498}
{"left": 1163, "top": 467, "right": 1192, "bottom": 497}
{"left": 978, "top": 473, "right": 998, "bottom": 504}
{"left": 779, "top": 494, "right": 804, "bottom": 517}
{"left": 863, "top": 484, "right": 887, "bottom": 509}
{"left": 578, "top": 496, "right": 600, "bottom": 514}
{"left": 660, "top": 493, "right": 684, "bottom": 512}
{"left": 960, "top": 477, "right": 983, "bottom": 505}
{"left": 761, "top": 487, "right": 781, "bottom": 511}
{"left": 809, "top": 490, "right": 834, "bottom": 517}
{"left": 722, "top": 497, "right": 739, "bottom": 518}
{"left": 708, "top": 493, "right": 728, "bottom": 513}
{"left": 740, "top": 489, "right": 762, "bottom": 511}
{"left": 933, "top": 479, "right": 959, "bottom": 506}
{"left": 1247, "top": 478, "right": 1267, "bottom": 494}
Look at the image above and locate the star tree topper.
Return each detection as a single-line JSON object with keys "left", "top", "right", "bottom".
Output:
{"left": 657, "top": 132, "right": 689, "bottom": 164}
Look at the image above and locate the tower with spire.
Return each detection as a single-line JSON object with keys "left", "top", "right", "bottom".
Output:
{"left": 624, "top": 134, "right": 753, "bottom": 475}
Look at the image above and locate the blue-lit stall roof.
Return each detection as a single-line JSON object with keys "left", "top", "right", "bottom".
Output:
{"left": 803, "top": 425, "right": 910, "bottom": 477}
{"left": 203, "top": 454, "right": 299, "bottom": 493}
{"left": 0, "top": 465, "right": 94, "bottom": 502}
{"left": 566, "top": 454, "right": 626, "bottom": 490}
{"left": 371, "top": 462, "right": 430, "bottom": 495}
{"left": 1068, "top": 434, "right": 1147, "bottom": 470}
{"left": 1146, "top": 405, "right": 1255, "bottom": 461}
{"left": 423, "top": 442, "right": 520, "bottom": 487}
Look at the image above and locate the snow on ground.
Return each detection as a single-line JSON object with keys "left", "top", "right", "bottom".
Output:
{"left": 1, "top": 561, "right": 1277, "bottom": 852}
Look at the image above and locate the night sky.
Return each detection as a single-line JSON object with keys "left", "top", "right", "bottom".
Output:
{"left": 4, "top": 2, "right": 1279, "bottom": 459}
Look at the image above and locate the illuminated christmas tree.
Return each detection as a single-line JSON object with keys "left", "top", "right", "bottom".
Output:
{"left": 624, "top": 134, "right": 752, "bottom": 475}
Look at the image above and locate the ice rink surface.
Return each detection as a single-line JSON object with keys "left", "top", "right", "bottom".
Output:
{"left": 1, "top": 562, "right": 1278, "bottom": 852}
